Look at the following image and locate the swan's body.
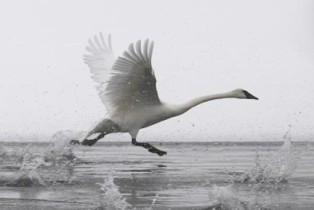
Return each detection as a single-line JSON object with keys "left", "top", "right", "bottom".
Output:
{"left": 72, "top": 33, "right": 258, "bottom": 156}
{"left": 112, "top": 103, "right": 177, "bottom": 131}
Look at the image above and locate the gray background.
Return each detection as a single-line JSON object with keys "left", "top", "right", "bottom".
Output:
{"left": 0, "top": 0, "right": 313, "bottom": 142}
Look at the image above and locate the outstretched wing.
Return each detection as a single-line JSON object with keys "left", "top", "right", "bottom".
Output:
{"left": 105, "top": 40, "right": 161, "bottom": 114}
{"left": 84, "top": 33, "right": 115, "bottom": 113}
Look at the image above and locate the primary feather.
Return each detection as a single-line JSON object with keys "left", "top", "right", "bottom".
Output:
{"left": 84, "top": 33, "right": 115, "bottom": 114}
{"left": 84, "top": 34, "right": 160, "bottom": 117}
{"left": 80, "top": 33, "right": 258, "bottom": 156}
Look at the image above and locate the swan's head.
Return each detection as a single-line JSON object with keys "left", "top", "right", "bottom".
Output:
{"left": 231, "top": 89, "right": 259, "bottom": 100}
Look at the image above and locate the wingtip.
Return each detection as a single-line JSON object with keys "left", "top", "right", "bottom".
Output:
{"left": 128, "top": 42, "right": 134, "bottom": 51}
{"left": 136, "top": 40, "right": 142, "bottom": 54}
{"left": 108, "top": 34, "right": 112, "bottom": 51}
{"left": 88, "top": 38, "right": 93, "bottom": 45}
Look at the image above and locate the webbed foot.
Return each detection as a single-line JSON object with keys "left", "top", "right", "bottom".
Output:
{"left": 69, "top": 140, "right": 80, "bottom": 145}
{"left": 132, "top": 139, "right": 167, "bottom": 156}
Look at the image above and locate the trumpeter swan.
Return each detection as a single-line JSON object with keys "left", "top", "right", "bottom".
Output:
{"left": 70, "top": 33, "right": 258, "bottom": 156}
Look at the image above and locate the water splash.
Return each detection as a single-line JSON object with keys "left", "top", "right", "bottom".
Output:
{"left": 209, "top": 185, "right": 268, "bottom": 210}
{"left": 96, "top": 176, "right": 131, "bottom": 210}
{"left": 45, "top": 130, "right": 78, "bottom": 162}
{"left": 95, "top": 174, "right": 156, "bottom": 210}
{"left": 9, "top": 168, "right": 46, "bottom": 187}
{"left": 3, "top": 130, "right": 79, "bottom": 187}
{"left": 210, "top": 128, "right": 303, "bottom": 209}
{"left": 236, "top": 129, "right": 301, "bottom": 183}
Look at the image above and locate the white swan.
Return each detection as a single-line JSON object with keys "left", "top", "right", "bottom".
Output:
{"left": 70, "top": 33, "right": 258, "bottom": 156}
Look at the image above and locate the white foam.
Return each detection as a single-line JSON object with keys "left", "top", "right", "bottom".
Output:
{"left": 97, "top": 176, "right": 131, "bottom": 210}
{"left": 236, "top": 130, "right": 301, "bottom": 183}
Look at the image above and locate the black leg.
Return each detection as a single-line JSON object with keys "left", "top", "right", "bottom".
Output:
{"left": 70, "top": 133, "right": 105, "bottom": 146}
{"left": 132, "top": 138, "right": 167, "bottom": 156}
{"left": 70, "top": 140, "right": 80, "bottom": 145}
{"left": 69, "top": 119, "right": 121, "bottom": 146}
{"left": 81, "top": 133, "right": 105, "bottom": 146}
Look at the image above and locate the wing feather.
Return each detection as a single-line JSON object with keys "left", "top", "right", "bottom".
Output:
{"left": 148, "top": 41, "right": 154, "bottom": 65}
{"left": 105, "top": 40, "right": 160, "bottom": 114}
{"left": 83, "top": 33, "right": 115, "bottom": 113}
{"left": 143, "top": 39, "right": 150, "bottom": 64}
{"left": 84, "top": 34, "right": 160, "bottom": 116}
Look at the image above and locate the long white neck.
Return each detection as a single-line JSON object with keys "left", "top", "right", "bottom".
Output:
{"left": 176, "top": 91, "right": 235, "bottom": 115}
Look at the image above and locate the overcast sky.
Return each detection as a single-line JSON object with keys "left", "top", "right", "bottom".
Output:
{"left": 0, "top": 0, "right": 313, "bottom": 141}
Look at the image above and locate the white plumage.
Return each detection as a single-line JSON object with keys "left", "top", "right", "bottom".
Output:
{"left": 75, "top": 33, "right": 258, "bottom": 156}
{"left": 84, "top": 34, "right": 159, "bottom": 117}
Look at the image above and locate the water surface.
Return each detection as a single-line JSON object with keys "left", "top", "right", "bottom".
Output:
{"left": 0, "top": 139, "right": 313, "bottom": 209}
